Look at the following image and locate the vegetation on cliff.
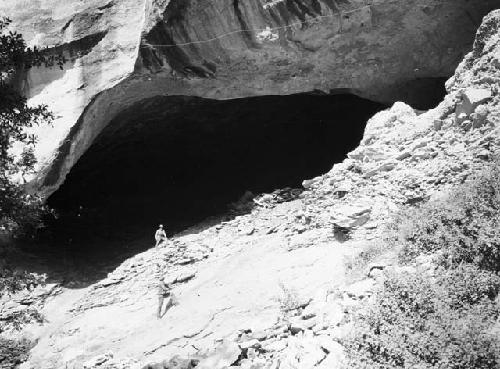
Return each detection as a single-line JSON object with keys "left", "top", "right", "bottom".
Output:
{"left": 345, "top": 158, "right": 500, "bottom": 368}
{"left": 0, "top": 17, "right": 55, "bottom": 238}
{"left": 0, "top": 16, "right": 61, "bottom": 368}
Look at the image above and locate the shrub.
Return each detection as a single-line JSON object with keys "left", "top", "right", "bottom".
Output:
{"left": 346, "top": 159, "right": 500, "bottom": 368}
{"left": 0, "top": 17, "right": 61, "bottom": 238}
{"left": 437, "top": 264, "right": 500, "bottom": 308}
{"left": 344, "top": 241, "right": 388, "bottom": 281}
{"left": 344, "top": 266, "right": 500, "bottom": 369}
{"left": 0, "top": 337, "right": 34, "bottom": 369}
{"left": 388, "top": 159, "right": 500, "bottom": 272}
{"left": 0, "top": 264, "right": 43, "bottom": 295}
{"left": 1, "top": 308, "right": 45, "bottom": 332}
{"left": 276, "top": 282, "right": 302, "bottom": 313}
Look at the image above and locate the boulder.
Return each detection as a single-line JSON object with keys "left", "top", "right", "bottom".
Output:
{"left": 280, "top": 336, "right": 326, "bottom": 369}
{"left": 197, "top": 341, "right": 241, "bottom": 369}
{"left": 331, "top": 204, "right": 372, "bottom": 229}
{"left": 456, "top": 88, "right": 492, "bottom": 118}
{"left": 176, "top": 258, "right": 195, "bottom": 266}
{"left": 471, "top": 104, "right": 489, "bottom": 128}
{"left": 476, "top": 149, "right": 491, "bottom": 160}
{"left": 315, "top": 341, "right": 344, "bottom": 369}
{"left": 289, "top": 317, "right": 317, "bottom": 334}
{"left": 262, "top": 339, "right": 287, "bottom": 353}
{"left": 173, "top": 270, "right": 196, "bottom": 284}
{"left": 83, "top": 353, "right": 113, "bottom": 368}
{"left": 363, "top": 160, "right": 398, "bottom": 178}
{"left": 344, "top": 279, "right": 377, "bottom": 300}
{"left": 239, "top": 339, "right": 261, "bottom": 350}
{"left": 433, "top": 119, "right": 444, "bottom": 131}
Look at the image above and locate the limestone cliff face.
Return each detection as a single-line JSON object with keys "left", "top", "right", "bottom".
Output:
{"left": 0, "top": 0, "right": 497, "bottom": 196}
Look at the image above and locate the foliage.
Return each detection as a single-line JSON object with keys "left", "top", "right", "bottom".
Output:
{"left": 345, "top": 158, "right": 500, "bottom": 369}
{"left": 0, "top": 263, "right": 45, "bottom": 334}
{"left": 0, "top": 16, "right": 55, "bottom": 237}
{"left": 276, "top": 282, "right": 302, "bottom": 313}
{"left": 345, "top": 266, "right": 500, "bottom": 369}
{"left": 388, "top": 159, "right": 500, "bottom": 272}
{"left": 0, "top": 265, "right": 43, "bottom": 295}
{"left": 0, "top": 337, "right": 33, "bottom": 369}
{"left": 344, "top": 241, "right": 387, "bottom": 281}
{"left": 0, "top": 17, "right": 65, "bottom": 76}
{"left": 1, "top": 308, "right": 45, "bottom": 333}
{"left": 0, "top": 19, "right": 55, "bottom": 366}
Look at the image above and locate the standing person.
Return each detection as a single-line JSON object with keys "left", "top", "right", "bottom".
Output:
{"left": 155, "top": 224, "right": 167, "bottom": 247}
{"left": 157, "top": 276, "right": 173, "bottom": 318}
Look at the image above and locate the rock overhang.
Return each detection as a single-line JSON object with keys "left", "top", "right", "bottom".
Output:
{"left": 0, "top": 0, "right": 498, "bottom": 197}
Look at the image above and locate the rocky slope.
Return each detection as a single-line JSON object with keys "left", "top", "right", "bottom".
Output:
{"left": 1, "top": 8, "right": 499, "bottom": 369}
{"left": 0, "top": 0, "right": 498, "bottom": 197}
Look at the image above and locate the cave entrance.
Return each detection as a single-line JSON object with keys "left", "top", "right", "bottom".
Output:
{"left": 45, "top": 93, "right": 386, "bottom": 259}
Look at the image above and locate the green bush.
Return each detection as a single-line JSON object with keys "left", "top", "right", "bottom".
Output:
{"left": 389, "top": 159, "right": 500, "bottom": 272}
{"left": 344, "top": 266, "right": 500, "bottom": 369}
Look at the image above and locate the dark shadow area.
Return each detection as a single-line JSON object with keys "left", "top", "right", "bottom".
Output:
{"left": 396, "top": 77, "right": 448, "bottom": 110}
{"left": 31, "top": 93, "right": 385, "bottom": 274}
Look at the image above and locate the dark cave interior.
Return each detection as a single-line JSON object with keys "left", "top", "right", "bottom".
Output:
{"left": 45, "top": 93, "right": 386, "bottom": 253}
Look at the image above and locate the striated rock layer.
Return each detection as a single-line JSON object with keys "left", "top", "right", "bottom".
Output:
{"left": 0, "top": 0, "right": 498, "bottom": 196}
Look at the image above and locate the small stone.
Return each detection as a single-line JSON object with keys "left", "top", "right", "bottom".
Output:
{"left": 323, "top": 303, "right": 344, "bottom": 327}
{"left": 240, "top": 226, "right": 255, "bottom": 235}
{"left": 173, "top": 271, "right": 196, "bottom": 284}
{"left": 317, "top": 337, "right": 343, "bottom": 355}
{"left": 396, "top": 151, "right": 411, "bottom": 160}
{"left": 344, "top": 279, "right": 376, "bottom": 299}
{"left": 476, "top": 149, "right": 490, "bottom": 160}
{"left": 302, "top": 179, "right": 315, "bottom": 189}
{"left": 263, "top": 339, "right": 287, "bottom": 352}
{"left": 239, "top": 339, "right": 261, "bottom": 350}
{"left": 331, "top": 204, "right": 372, "bottom": 229}
{"left": 433, "top": 119, "right": 444, "bottom": 131}
{"left": 83, "top": 353, "right": 113, "bottom": 368}
{"left": 471, "top": 104, "right": 489, "bottom": 128}
{"left": 280, "top": 336, "right": 326, "bottom": 368}
{"left": 316, "top": 342, "right": 345, "bottom": 369}
{"left": 176, "top": 258, "right": 195, "bottom": 265}
{"left": 251, "top": 330, "right": 269, "bottom": 341}
{"left": 246, "top": 347, "right": 258, "bottom": 359}
{"left": 363, "top": 161, "right": 397, "bottom": 178}
{"left": 301, "top": 311, "right": 316, "bottom": 320}
{"left": 289, "top": 317, "right": 317, "bottom": 334}
{"left": 197, "top": 341, "right": 241, "bottom": 369}
{"left": 456, "top": 112, "right": 468, "bottom": 125}
{"left": 366, "top": 263, "right": 387, "bottom": 277}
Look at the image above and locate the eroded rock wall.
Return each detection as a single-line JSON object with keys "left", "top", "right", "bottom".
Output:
{"left": 139, "top": 0, "right": 488, "bottom": 101}
{"left": 0, "top": 0, "right": 497, "bottom": 197}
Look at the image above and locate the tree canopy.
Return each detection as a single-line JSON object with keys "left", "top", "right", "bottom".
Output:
{"left": 0, "top": 17, "right": 57, "bottom": 236}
